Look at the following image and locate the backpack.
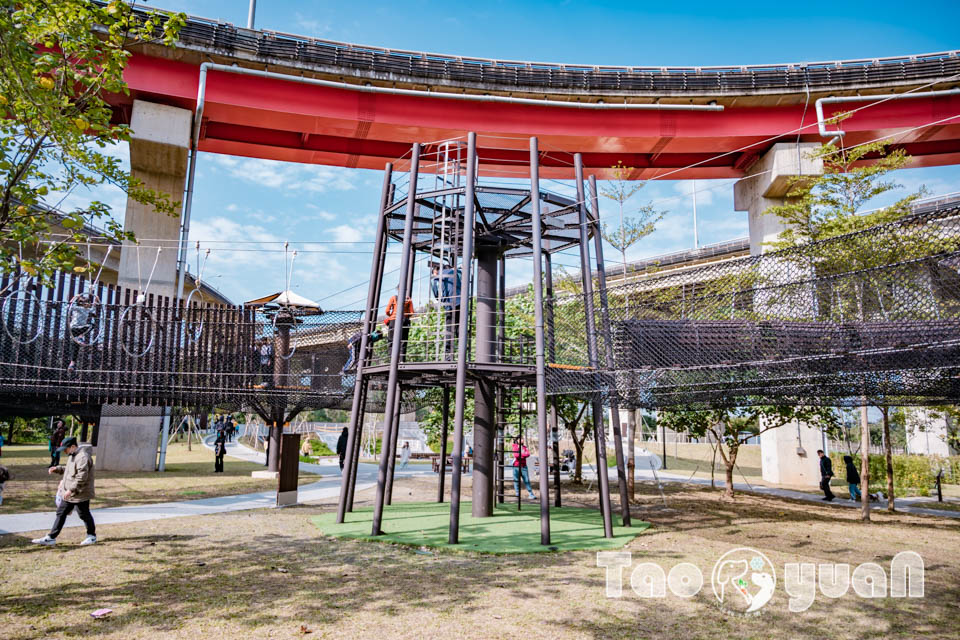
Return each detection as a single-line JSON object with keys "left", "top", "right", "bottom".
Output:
{"left": 0, "top": 465, "right": 10, "bottom": 483}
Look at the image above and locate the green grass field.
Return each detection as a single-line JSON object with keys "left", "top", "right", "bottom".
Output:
{"left": 313, "top": 500, "right": 648, "bottom": 554}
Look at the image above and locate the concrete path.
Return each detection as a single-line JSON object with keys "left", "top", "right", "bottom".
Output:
{"left": 585, "top": 465, "right": 960, "bottom": 519}
{"left": 0, "top": 436, "right": 432, "bottom": 535}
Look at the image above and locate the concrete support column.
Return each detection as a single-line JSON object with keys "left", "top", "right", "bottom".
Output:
{"left": 116, "top": 100, "right": 191, "bottom": 298}
{"left": 735, "top": 142, "right": 824, "bottom": 487}
{"left": 905, "top": 408, "right": 952, "bottom": 456}
{"left": 97, "top": 100, "right": 191, "bottom": 472}
{"left": 733, "top": 142, "right": 822, "bottom": 255}
{"left": 472, "top": 246, "right": 498, "bottom": 517}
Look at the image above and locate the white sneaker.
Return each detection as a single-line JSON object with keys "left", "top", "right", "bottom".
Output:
{"left": 80, "top": 535, "right": 97, "bottom": 546}
{"left": 528, "top": 493, "right": 536, "bottom": 500}
{"left": 31, "top": 535, "right": 56, "bottom": 546}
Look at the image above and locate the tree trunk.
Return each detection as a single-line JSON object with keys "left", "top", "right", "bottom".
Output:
{"left": 860, "top": 404, "right": 871, "bottom": 522}
{"left": 626, "top": 410, "right": 636, "bottom": 500}
{"left": 724, "top": 462, "right": 735, "bottom": 499}
{"left": 573, "top": 437, "right": 583, "bottom": 484}
{"left": 710, "top": 441, "right": 719, "bottom": 489}
{"left": 882, "top": 407, "right": 895, "bottom": 512}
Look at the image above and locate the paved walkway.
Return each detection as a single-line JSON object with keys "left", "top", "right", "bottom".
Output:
{"left": 0, "top": 436, "right": 431, "bottom": 535}
{"left": 4, "top": 447, "right": 954, "bottom": 535}
{"left": 613, "top": 467, "right": 960, "bottom": 519}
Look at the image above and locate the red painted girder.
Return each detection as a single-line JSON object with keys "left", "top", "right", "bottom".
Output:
{"left": 118, "top": 53, "right": 960, "bottom": 177}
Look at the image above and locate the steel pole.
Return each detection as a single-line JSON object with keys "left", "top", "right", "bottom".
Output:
{"left": 545, "top": 250, "right": 561, "bottom": 507}
{"left": 437, "top": 385, "right": 449, "bottom": 502}
{"left": 589, "top": 174, "right": 631, "bottom": 527}
{"left": 371, "top": 144, "right": 420, "bottom": 536}
{"left": 385, "top": 385, "right": 403, "bottom": 505}
{"left": 529, "top": 137, "right": 552, "bottom": 545}
{"left": 496, "top": 253, "right": 506, "bottom": 504}
{"left": 337, "top": 163, "right": 392, "bottom": 523}
{"left": 247, "top": 0, "right": 256, "bottom": 29}
{"left": 574, "top": 153, "right": 614, "bottom": 538}
{"left": 448, "top": 132, "right": 478, "bottom": 545}
{"left": 346, "top": 380, "right": 366, "bottom": 510}
{"left": 385, "top": 249, "right": 416, "bottom": 502}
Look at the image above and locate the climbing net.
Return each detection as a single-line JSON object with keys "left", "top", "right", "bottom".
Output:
{"left": 547, "top": 203, "right": 960, "bottom": 409}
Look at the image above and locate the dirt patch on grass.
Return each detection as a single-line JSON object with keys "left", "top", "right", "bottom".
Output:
{"left": 0, "top": 443, "right": 320, "bottom": 513}
{"left": 1, "top": 473, "right": 957, "bottom": 639}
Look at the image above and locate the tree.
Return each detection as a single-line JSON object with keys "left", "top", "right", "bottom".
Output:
{"left": 599, "top": 162, "right": 666, "bottom": 501}
{"left": 659, "top": 405, "right": 841, "bottom": 500}
{"left": 599, "top": 161, "right": 666, "bottom": 293}
{"left": 555, "top": 395, "right": 592, "bottom": 483}
{"left": 764, "top": 138, "right": 930, "bottom": 521}
{"left": 0, "top": 0, "right": 184, "bottom": 281}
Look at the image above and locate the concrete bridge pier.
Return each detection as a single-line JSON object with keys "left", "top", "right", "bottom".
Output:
{"left": 97, "top": 100, "right": 191, "bottom": 472}
{"left": 734, "top": 142, "right": 826, "bottom": 488}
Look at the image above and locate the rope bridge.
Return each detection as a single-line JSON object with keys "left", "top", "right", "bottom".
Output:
{"left": 2, "top": 202, "right": 960, "bottom": 415}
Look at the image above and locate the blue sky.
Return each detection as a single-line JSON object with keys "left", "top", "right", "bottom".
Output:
{"left": 81, "top": 1, "right": 960, "bottom": 306}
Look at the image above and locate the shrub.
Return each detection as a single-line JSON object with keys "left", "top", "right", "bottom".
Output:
{"left": 309, "top": 439, "right": 335, "bottom": 456}
{"left": 830, "top": 451, "right": 940, "bottom": 496}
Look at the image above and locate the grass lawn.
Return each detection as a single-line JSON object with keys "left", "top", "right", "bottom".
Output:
{"left": 1, "top": 475, "right": 957, "bottom": 639}
{"left": 0, "top": 443, "right": 320, "bottom": 513}
{"left": 314, "top": 501, "right": 648, "bottom": 554}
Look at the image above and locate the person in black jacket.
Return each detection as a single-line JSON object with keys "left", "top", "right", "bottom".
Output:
{"left": 336, "top": 427, "right": 349, "bottom": 471}
{"left": 214, "top": 431, "right": 226, "bottom": 473}
{"left": 817, "top": 450, "right": 835, "bottom": 501}
{"left": 843, "top": 454, "right": 862, "bottom": 501}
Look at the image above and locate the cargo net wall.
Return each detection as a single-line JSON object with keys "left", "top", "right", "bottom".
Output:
{"left": 547, "top": 205, "right": 960, "bottom": 409}
{"left": 0, "top": 270, "right": 363, "bottom": 414}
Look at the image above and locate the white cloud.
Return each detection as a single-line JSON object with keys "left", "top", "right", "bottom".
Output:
{"left": 210, "top": 156, "right": 357, "bottom": 194}
{"left": 294, "top": 12, "right": 331, "bottom": 37}
{"left": 330, "top": 225, "right": 365, "bottom": 243}
{"left": 674, "top": 179, "right": 716, "bottom": 207}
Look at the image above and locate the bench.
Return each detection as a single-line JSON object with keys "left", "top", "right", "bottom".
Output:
{"left": 432, "top": 455, "right": 471, "bottom": 473}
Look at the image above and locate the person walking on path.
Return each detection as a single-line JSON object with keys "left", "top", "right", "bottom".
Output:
{"left": 843, "top": 454, "right": 862, "bottom": 501}
{"left": 399, "top": 441, "right": 411, "bottom": 470}
{"left": 336, "top": 427, "right": 349, "bottom": 471}
{"left": 49, "top": 419, "right": 66, "bottom": 467}
{"left": 512, "top": 441, "right": 536, "bottom": 500}
{"left": 817, "top": 449, "right": 835, "bottom": 501}
{"left": 0, "top": 431, "right": 4, "bottom": 458}
{"left": 31, "top": 437, "right": 97, "bottom": 546}
{"left": 214, "top": 431, "right": 226, "bottom": 473}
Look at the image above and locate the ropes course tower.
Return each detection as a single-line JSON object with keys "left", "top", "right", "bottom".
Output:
{"left": 336, "top": 133, "right": 633, "bottom": 546}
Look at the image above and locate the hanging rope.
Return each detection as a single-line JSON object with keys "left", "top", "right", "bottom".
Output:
{"left": 67, "top": 244, "right": 113, "bottom": 347}
{"left": 184, "top": 242, "right": 210, "bottom": 343}
{"left": 119, "top": 246, "right": 162, "bottom": 358}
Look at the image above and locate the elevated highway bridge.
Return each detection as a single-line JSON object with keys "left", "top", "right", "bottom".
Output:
{"left": 110, "top": 9, "right": 960, "bottom": 178}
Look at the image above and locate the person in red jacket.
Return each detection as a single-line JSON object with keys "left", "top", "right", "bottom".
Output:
{"left": 383, "top": 294, "right": 414, "bottom": 348}
{"left": 512, "top": 440, "right": 536, "bottom": 500}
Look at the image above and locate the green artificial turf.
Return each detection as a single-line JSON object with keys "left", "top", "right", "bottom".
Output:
{"left": 311, "top": 501, "right": 649, "bottom": 554}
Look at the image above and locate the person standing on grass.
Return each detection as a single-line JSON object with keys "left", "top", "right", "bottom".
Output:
{"left": 843, "top": 454, "right": 862, "bottom": 501}
{"left": 0, "top": 431, "right": 4, "bottom": 458}
{"left": 336, "top": 427, "right": 349, "bottom": 471}
{"left": 817, "top": 449, "right": 835, "bottom": 502}
{"left": 512, "top": 440, "right": 536, "bottom": 500}
{"left": 31, "top": 437, "right": 96, "bottom": 546}
{"left": 399, "top": 442, "right": 411, "bottom": 470}
{"left": 214, "top": 430, "right": 226, "bottom": 473}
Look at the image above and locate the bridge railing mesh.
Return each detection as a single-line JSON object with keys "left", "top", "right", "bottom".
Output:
{"left": 547, "top": 204, "right": 960, "bottom": 408}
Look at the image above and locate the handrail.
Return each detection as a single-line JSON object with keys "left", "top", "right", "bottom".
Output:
{"left": 128, "top": 4, "right": 960, "bottom": 94}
